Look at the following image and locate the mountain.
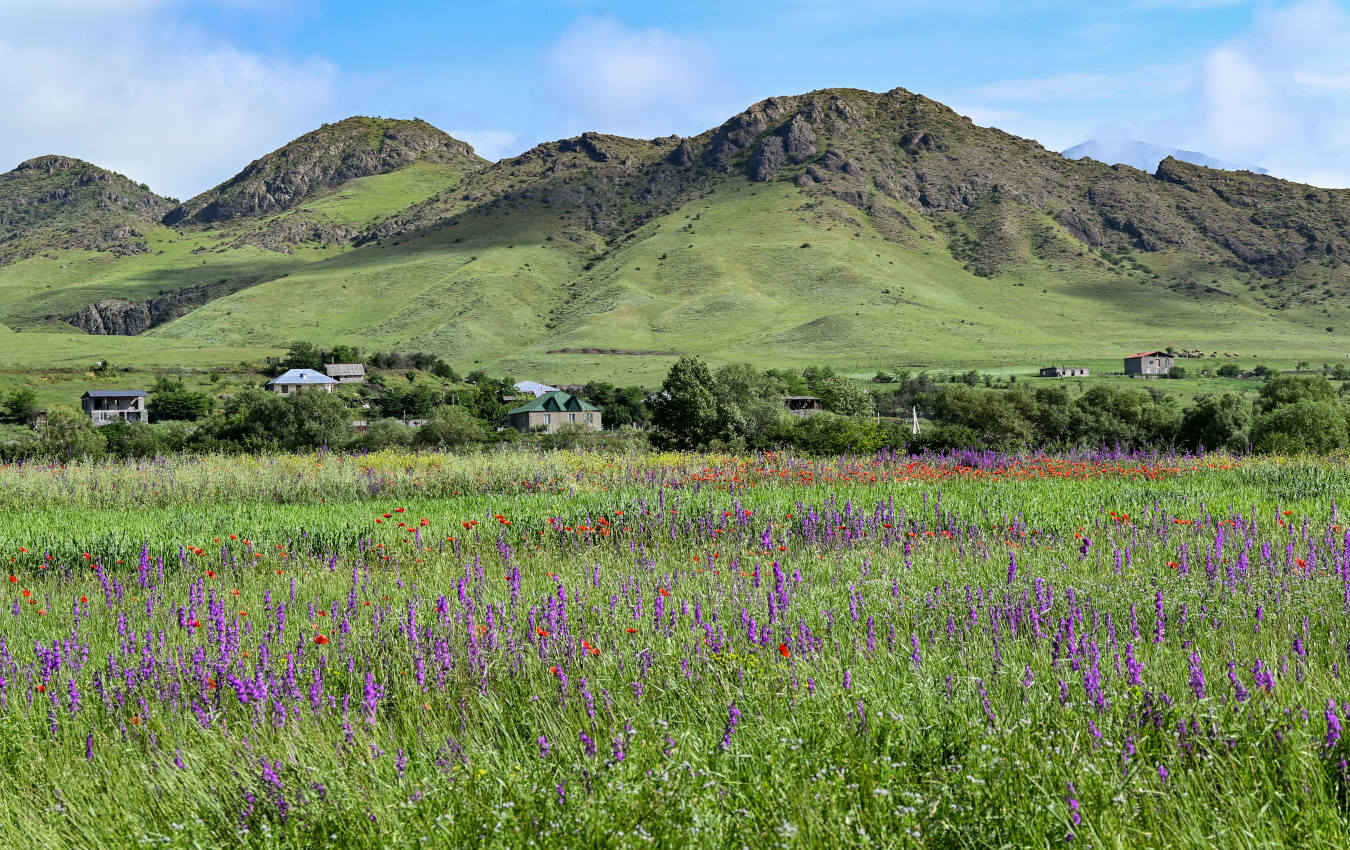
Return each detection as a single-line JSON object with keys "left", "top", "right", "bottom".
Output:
{"left": 0, "top": 89, "right": 1347, "bottom": 381}
{"left": 1063, "top": 139, "right": 1268, "bottom": 176}
{"left": 162, "top": 117, "right": 486, "bottom": 227}
{"left": 0, "top": 155, "right": 172, "bottom": 265}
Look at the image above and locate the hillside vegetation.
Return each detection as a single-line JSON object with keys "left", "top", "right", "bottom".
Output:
{"left": 1, "top": 88, "right": 1347, "bottom": 382}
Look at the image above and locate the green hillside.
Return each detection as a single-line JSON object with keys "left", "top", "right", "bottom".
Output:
{"left": 0, "top": 89, "right": 1347, "bottom": 385}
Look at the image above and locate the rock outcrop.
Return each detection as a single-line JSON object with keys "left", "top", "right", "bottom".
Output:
{"left": 0, "top": 155, "right": 170, "bottom": 265}
{"left": 68, "top": 276, "right": 275, "bottom": 334}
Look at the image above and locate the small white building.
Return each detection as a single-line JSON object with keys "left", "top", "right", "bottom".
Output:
{"left": 267, "top": 369, "right": 339, "bottom": 397}
{"left": 324, "top": 363, "right": 366, "bottom": 383}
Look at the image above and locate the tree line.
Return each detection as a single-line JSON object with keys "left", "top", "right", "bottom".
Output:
{"left": 3, "top": 352, "right": 1348, "bottom": 460}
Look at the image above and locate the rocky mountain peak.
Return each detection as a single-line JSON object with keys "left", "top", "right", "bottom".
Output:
{"left": 162, "top": 117, "right": 487, "bottom": 226}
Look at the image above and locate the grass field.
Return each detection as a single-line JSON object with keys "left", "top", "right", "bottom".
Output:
{"left": 2, "top": 448, "right": 1350, "bottom": 847}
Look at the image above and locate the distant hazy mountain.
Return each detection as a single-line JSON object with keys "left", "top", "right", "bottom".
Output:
{"left": 1062, "top": 139, "right": 1268, "bottom": 175}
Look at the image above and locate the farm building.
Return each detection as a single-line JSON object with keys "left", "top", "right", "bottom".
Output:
{"left": 267, "top": 369, "right": 339, "bottom": 396}
{"left": 324, "top": 363, "right": 365, "bottom": 383}
{"left": 81, "top": 390, "right": 147, "bottom": 425}
{"left": 507, "top": 391, "right": 602, "bottom": 434}
{"left": 784, "top": 396, "right": 824, "bottom": 416}
{"left": 1039, "top": 366, "right": 1090, "bottom": 377}
{"left": 1124, "top": 352, "right": 1175, "bottom": 377}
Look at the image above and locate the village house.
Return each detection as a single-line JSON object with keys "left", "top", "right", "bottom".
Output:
{"left": 784, "top": 396, "right": 824, "bottom": 417}
{"left": 1039, "top": 366, "right": 1090, "bottom": 377}
{"left": 81, "top": 390, "right": 147, "bottom": 425}
{"left": 267, "top": 368, "right": 339, "bottom": 396}
{"left": 507, "top": 391, "right": 602, "bottom": 434}
{"left": 1124, "top": 352, "right": 1176, "bottom": 377}
{"left": 324, "top": 363, "right": 365, "bottom": 383}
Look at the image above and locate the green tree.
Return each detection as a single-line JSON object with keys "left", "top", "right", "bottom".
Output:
{"left": 931, "top": 386, "right": 1035, "bottom": 448}
{"left": 37, "top": 404, "right": 107, "bottom": 459}
{"left": 649, "top": 356, "right": 720, "bottom": 450}
{"left": 378, "top": 384, "right": 439, "bottom": 420}
{"left": 468, "top": 377, "right": 514, "bottom": 426}
{"left": 790, "top": 412, "right": 887, "bottom": 455}
{"left": 417, "top": 406, "right": 489, "bottom": 450}
{"left": 430, "top": 360, "right": 459, "bottom": 382}
{"left": 206, "top": 388, "right": 353, "bottom": 451}
{"left": 1257, "top": 374, "right": 1337, "bottom": 413}
{"left": 1177, "top": 394, "right": 1251, "bottom": 453}
{"left": 328, "top": 344, "right": 361, "bottom": 365}
{"left": 811, "top": 375, "right": 875, "bottom": 417}
{"left": 361, "top": 418, "right": 416, "bottom": 450}
{"left": 283, "top": 341, "right": 324, "bottom": 372}
{"left": 2, "top": 389, "right": 38, "bottom": 425}
{"left": 148, "top": 387, "right": 213, "bottom": 422}
{"left": 1251, "top": 401, "right": 1349, "bottom": 454}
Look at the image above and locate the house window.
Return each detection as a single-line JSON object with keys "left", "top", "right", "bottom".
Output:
{"left": 543, "top": 414, "right": 551, "bottom": 425}
{"left": 569, "top": 413, "right": 576, "bottom": 423}
{"left": 586, "top": 413, "right": 593, "bottom": 423}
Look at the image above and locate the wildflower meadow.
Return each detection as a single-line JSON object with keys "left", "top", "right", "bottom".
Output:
{"left": 2, "top": 448, "right": 1349, "bottom": 847}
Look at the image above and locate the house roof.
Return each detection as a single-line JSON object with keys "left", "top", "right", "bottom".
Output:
{"left": 783, "top": 396, "right": 821, "bottom": 401}
{"left": 82, "top": 390, "right": 147, "bottom": 398}
{"left": 507, "top": 391, "right": 600, "bottom": 415}
{"left": 268, "top": 369, "right": 340, "bottom": 386}
{"left": 324, "top": 363, "right": 365, "bottom": 377}
{"left": 1126, "top": 351, "right": 1171, "bottom": 358}
{"left": 513, "top": 380, "right": 559, "bottom": 397}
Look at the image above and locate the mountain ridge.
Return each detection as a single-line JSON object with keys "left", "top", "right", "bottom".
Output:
{"left": 0, "top": 86, "right": 1346, "bottom": 380}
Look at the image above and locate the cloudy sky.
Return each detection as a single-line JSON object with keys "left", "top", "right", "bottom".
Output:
{"left": 2, "top": 0, "right": 1347, "bottom": 198}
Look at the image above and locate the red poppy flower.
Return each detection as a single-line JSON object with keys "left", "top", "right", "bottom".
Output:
{"left": 626, "top": 628, "right": 637, "bottom": 633}
{"left": 658, "top": 587, "right": 670, "bottom": 597}
{"left": 314, "top": 635, "right": 330, "bottom": 645}
{"left": 778, "top": 643, "right": 790, "bottom": 659}
{"left": 536, "top": 627, "right": 550, "bottom": 637}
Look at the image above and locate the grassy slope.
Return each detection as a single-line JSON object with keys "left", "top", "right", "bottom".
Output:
{"left": 1, "top": 169, "right": 1346, "bottom": 388}
{"left": 150, "top": 177, "right": 1350, "bottom": 384}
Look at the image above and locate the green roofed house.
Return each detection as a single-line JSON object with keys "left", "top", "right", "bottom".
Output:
{"left": 507, "top": 391, "right": 602, "bottom": 434}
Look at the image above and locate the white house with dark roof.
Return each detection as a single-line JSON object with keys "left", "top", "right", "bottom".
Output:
{"left": 267, "top": 368, "right": 339, "bottom": 397}
{"left": 81, "top": 390, "right": 147, "bottom": 425}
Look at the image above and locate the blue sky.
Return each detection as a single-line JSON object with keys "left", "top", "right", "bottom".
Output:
{"left": 2, "top": 0, "right": 1348, "bottom": 197}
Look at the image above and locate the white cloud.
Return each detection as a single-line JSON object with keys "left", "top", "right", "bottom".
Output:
{"left": 545, "top": 16, "right": 739, "bottom": 139}
{"left": 967, "top": 68, "right": 1187, "bottom": 102}
{"left": 0, "top": 1, "right": 336, "bottom": 199}
{"left": 1166, "top": 0, "right": 1350, "bottom": 186}
{"left": 447, "top": 129, "right": 521, "bottom": 162}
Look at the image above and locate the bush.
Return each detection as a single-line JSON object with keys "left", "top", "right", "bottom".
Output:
{"left": 416, "top": 407, "right": 490, "bottom": 450}
{"left": 1250, "top": 401, "right": 1349, "bottom": 454}
{"left": 790, "top": 412, "right": 888, "bottom": 456}
{"left": 1177, "top": 394, "right": 1251, "bottom": 453}
{"left": 1258, "top": 374, "right": 1337, "bottom": 413}
{"left": 361, "top": 418, "right": 416, "bottom": 451}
